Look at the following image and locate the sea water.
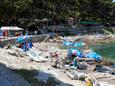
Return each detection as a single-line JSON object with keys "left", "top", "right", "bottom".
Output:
{"left": 90, "top": 42, "right": 115, "bottom": 63}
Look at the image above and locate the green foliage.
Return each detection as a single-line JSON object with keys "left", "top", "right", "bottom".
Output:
{"left": 14, "top": 0, "right": 33, "bottom": 11}
{"left": 0, "top": 0, "right": 114, "bottom": 25}
{"left": 0, "top": 0, "right": 32, "bottom": 24}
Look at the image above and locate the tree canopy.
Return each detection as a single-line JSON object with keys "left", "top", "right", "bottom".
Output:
{"left": 0, "top": 0, "right": 114, "bottom": 26}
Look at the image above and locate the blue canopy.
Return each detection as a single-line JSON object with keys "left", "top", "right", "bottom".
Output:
{"left": 16, "top": 34, "right": 32, "bottom": 43}
{"left": 16, "top": 36, "right": 24, "bottom": 43}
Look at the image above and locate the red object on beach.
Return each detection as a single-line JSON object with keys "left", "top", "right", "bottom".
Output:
{"left": 3, "top": 30, "right": 8, "bottom": 37}
{"left": 19, "top": 43, "right": 23, "bottom": 48}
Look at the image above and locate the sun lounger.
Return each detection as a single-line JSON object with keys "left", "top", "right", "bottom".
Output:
{"left": 27, "top": 50, "right": 47, "bottom": 62}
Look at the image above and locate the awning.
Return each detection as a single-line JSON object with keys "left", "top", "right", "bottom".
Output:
{"left": 0, "top": 26, "right": 23, "bottom": 30}
{"left": 80, "top": 21, "right": 99, "bottom": 25}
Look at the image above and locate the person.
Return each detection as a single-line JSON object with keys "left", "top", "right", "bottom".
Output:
{"left": 85, "top": 77, "right": 93, "bottom": 86}
{"left": 73, "top": 58, "right": 78, "bottom": 67}
{"left": 23, "top": 41, "right": 29, "bottom": 52}
{"left": 19, "top": 43, "right": 23, "bottom": 48}
{"left": 28, "top": 41, "right": 33, "bottom": 48}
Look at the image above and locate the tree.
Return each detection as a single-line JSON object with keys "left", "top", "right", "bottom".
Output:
{"left": 0, "top": 0, "right": 114, "bottom": 26}
{"left": 76, "top": 0, "right": 113, "bottom": 22}
{"left": 0, "top": 0, "right": 33, "bottom": 25}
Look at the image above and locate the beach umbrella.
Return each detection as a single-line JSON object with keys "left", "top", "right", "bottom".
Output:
{"left": 16, "top": 35, "right": 31, "bottom": 43}
{"left": 16, "top": 36, "right": 24, "bottom": 43}
{"left": 16, "top": 32, "right": 24, "bottom": 43}
{"left": 17, "top": 32, "right": 32, "bottom": 43}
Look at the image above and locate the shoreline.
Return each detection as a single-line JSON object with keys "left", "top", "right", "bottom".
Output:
{"left": 0, "top": 42, "right": 115, "bottom": 86}
{"left": 0, "top": 34, "right": 115, "bottom": 86}
{"left": 57, "top": 35, "right": 115, "bottom": 63}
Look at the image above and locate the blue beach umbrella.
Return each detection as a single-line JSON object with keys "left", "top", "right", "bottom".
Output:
{"left": 16, "top": 36, "right": 24, "bottom": 43}
{"left": 16, "top": 32, "right": 24, "bottom": 43}
{"left": 16, "top": 32, "right": 32, "bottom": 43}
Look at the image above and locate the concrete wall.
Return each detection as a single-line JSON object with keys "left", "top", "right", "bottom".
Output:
{"left": 0, "top": 34, "right": 50, "bottom": 47}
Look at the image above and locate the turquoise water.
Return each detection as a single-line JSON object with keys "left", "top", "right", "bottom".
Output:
{"left": 90, "top": 42, "right": 115, "bottom": 62}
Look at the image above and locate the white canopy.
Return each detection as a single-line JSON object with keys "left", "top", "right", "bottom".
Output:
{"left": 0, "top": 26, "right": 23, "bottom": 31}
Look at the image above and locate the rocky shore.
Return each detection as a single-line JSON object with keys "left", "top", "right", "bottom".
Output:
{"left": 0, "top": 35, "right": 115, "bottom": 86}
